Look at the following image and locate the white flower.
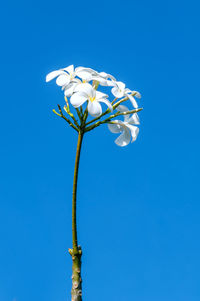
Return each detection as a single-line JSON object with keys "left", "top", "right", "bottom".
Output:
{"left": 70, "top": 83, "right": 113, "bottom": 117}
{"left": 46, "top": 65, "right": 117, "bottom": 91}
{"left": 46, "top": 65, "right": 101, "bottom": 97}
{"left": 108, "top": 105, "right": 140, "bottom": 147}
{"left": 111, "top": 81, "right": 141, "bottom": 108}
{"left": 46, "top": 64, "right": 98, "bottom": 86}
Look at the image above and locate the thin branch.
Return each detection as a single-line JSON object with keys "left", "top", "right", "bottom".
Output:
{"left": 111, "top": 97, "right": 118, "bottom": 105}
{"left": 80, "top": 106, "right": 83, "bottom": 115}
{"left": 76, "top": 108, "right": 82, "bottom": 121}
{"left": 82, "top": 106, "right": 88, "bottom": 124}
{"left": 53, "top": 106, "right": 79, "bottom": 132}
{"left": 112, "top": 92, "right": 138, "bottom": 110}
{"left": 64, "top": 97, "right": 80, "bottom": 127}
{"left": 85, "top": 108, "right": 111, "bottom": 126}
{"left": 112, "top": 107, "right": 143, "bottom": 118}
{"left": 85, "top": 108, "right": 143, "bottom": 132}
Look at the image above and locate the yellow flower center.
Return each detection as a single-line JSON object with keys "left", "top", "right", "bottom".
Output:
{"left": 89, "top": 96, "right": 96, "bottom": 102}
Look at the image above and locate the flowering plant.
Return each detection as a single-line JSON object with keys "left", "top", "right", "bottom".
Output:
{"left": 46, "top": 65, "right": 143, "bottom": 300}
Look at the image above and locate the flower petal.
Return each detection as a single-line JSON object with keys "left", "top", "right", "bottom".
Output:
{"left": 56, "top": 74, "right": 70, "bottom": 86}
{"left": 127, "top": 113, "right": 140, "bottom": 125}
{"left": 70, "top": 92, "right": 87, "bottom": 108}
{"left": 127, "top": 94, "right": 138, "bottom": 108}
{"left": 96, "top": 91, "right": 108, "bottom": 99}
{"left": 125, "top": 124, "right": 139, "bottom": 142}
{"left": 74, "top": 83, "right": 94, "bottom": 97}
{"left": 98, "top": 72, "right": 116, "bottom": 81}
{"left": 108, "top": 122, "right": 123, "bottom": 133}
{"left": 46, "top": 70, "right": 65, "bottom": 82}
{"left": 116, "top": 81, "right": 126, "bottom": 91}
{"left": 63, "top": 65, "right": 74, "bottom": 74}
{"left": 98, "top": 98, "right": 113, "bottom": 112}
{"left": 116, "top": 105, "right": 130, "bottom": 121}
{"left": 88, "top": 101, "right": 102, "bottom": 117}
{"left": 115, "top": 127, "right": 131, "bottom": 147}
{"left": 111, "top": 86, "right": 124, "bottom": 98}
{"left": 75, "top": 67, "right": 97, "bottom": 75}
{"left": 132, "top": 91, "right": 141, "bottom": 98}
{"left": 77, "top": 71, "right": 93, "bottom": 81}
{"left": 116, "top": 105, "right": 129, "bottom": 112}
{"left": 61, "top": 78, "right": 81, "bottom": 91}
{"left": 64, "top": 82, "right": 79, "bottom": 97}
{"left": 106, "top": 80, "right": 116, "bottom": 87}
{"left": 90, "top": 76, "right": 108, "bottom": 86}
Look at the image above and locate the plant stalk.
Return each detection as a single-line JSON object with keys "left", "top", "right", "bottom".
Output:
{"left": 69, "top": 131, "right": 83, "bottom": 301}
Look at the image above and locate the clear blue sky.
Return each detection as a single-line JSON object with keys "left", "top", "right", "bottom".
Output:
{"left": 0, "top": 0, "right": 200, "bottom": 300}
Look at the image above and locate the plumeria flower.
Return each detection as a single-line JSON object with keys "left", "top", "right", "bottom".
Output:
{"left": 111, "top": 81, "right": 141, "bottom": 108}
{"left": 45, "top": 64, "right": 116, "bottom": 90}
{"left": 70, "top": 83, "right": 113, "bottom": 117}
{"left": 108, "top": 105, "right": 140, "bottom": 147}
{"left": 46, "top": 65, "right": 98, "bottom": 86}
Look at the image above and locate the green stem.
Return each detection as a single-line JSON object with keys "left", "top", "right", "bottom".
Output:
{"left": 69, "top": 131, "right": 83, "bottom": 301}
{"left": 72, "top": 132, "right": 83, "bottom": 251}
{"left": 85, "top": 107, "right": 143, "bottom": 132}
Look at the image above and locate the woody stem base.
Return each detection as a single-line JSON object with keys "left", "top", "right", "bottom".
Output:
{"left": 69, "top": 247, "right": 82, "bottom": 301}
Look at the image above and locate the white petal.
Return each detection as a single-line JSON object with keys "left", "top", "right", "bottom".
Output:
{"left": 88, "top": 101, "right": 102, "bottom": 117}
{"left": 124, "top": 88, "right": 132, "bottom": 93}
{"left": 125, "top": 124, "right": 139, "bottom": 142}
{"left": 116, "top": 81, "right": 126, "bottom": 91}
{"left": 115, "top": 128, "right": 131, "bottom": 147}
{"left": 77, "top": 72, "right": 92, "bottom": 81}
{"left": 127, "top": 113, "right": 140, "bottom": 125}
{"left": 64, "top": 82, "right": 79, "bottom": 97}
{"left": 108, "top": 122, "right": 123, "bottom": 133}
{"left": 132, "top": 91, "right": 141, "bottom": 98}
{"left": 127, "top": 94, "right": 138, "bottom": 108}
{"left": 56, "top": 74, "right": 70, "bottom": 86}
{"left": 98, "top": 72, "right": 108, "bottom": 78}
{"left": 116, "top": 105, "right": 129, "bottom": 112}
{"left": 98, "top": 98, "right": 113, "bottom": 112}
{"left": 62, "top": 78, "right": 81, "bottom": 91}
{"left": 70, "top": 92, "right": 87, "bottom": 108}
{"left": 106, "top": 80, "right": 116, "bottom": 87}
{"left": 46, "top": 70, "right": 65, "bottom": 82}
{"left": 75, "top": 67, "right": 97, "bottom": 75}
{"left": 74, "top": 83, "right": 94, "bottom": 97}
{"left": 91, "top": 76, "right": 108, "bottom": 86}
{"left": 96, "top": 91, "right": 108, "bottom": 99}
{"left": 116, "top": 105, "right": 130, "bottom": 121}
{"left": 111, "top": 86, "right": 124, "bottom": 98}
{"left": 63, "top": 65, "right": 74, "bottom": 74}
{"left": 64, "top": 87, "right": 74, "bottom": 97}
{"left": 98, "top": 72, "right": 116, "bottom": 81}
{"left": 76, "top": 70, "right": 94, "bottom": 81}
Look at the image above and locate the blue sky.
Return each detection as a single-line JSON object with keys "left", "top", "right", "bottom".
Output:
{"left": 0, "top": 0, "right": 200, "bottom": 300}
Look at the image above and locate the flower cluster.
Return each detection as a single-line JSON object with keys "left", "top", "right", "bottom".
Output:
{"left": 46, "top": 65, "right": 142, "bottom": 146}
